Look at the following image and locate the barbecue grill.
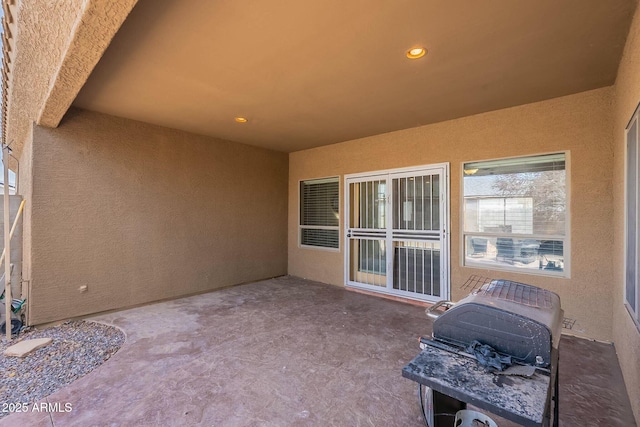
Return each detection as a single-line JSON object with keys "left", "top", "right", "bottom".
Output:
{"left": 428, "top": 279, "right": 563, "bottom": 368}
{"left": 405, "top": 279, "right": 563, "bottom": 427}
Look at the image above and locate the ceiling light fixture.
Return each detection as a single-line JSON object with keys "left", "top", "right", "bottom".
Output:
{"left": 406, "top": 47, "right": 426, "bottom": 59}
{"left": 234, "top": 117, "right": 248, "bottom": 123}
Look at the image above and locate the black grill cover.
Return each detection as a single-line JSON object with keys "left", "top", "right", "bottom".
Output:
{"left": 432, "top": 280, "right": 563, "bottom": 367}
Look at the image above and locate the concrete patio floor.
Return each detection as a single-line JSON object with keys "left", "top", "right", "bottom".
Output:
{"left": 0, "top": 276, "right": 636, "bottom": 426}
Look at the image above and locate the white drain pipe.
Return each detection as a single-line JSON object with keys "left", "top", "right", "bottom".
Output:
{"left": 3, "top": 143, "right": 11, "bottom": 340}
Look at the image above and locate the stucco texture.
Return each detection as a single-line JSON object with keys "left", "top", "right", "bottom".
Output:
{"left": 613, "top": 2, "right": 640, "bottom": 422}
{"left": 26, "top": 108, "right": 288, "bottom": 324}
{"left": 289, "top": 87, "right": 615, "bottom": 342}
{"left": 4, "top": 0, "right": 136, "bottom": 162}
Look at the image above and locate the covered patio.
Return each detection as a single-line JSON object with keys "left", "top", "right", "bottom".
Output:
{"left": 1, "top": 0, "right": 639, "bottom": 424}
{"left": 0, "top": 277, "right": 634, "bottom": 426}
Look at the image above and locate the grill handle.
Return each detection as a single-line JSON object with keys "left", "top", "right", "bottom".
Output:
{"left": 425, "top": 300, "right": 455, "bottom": 320}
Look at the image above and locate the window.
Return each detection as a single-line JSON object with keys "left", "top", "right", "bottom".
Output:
{"left": 300, "top": 177, "right": 339, "bottom": 249}
{"left": 625, "top": 104, "right": 640, "bottom": 325}
{"left": 462, "top": 153, "right": 568, "bottom": 276}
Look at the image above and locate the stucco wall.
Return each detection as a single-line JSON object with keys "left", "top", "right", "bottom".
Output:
{"left": 5, "top": 0, "right": 137, "bottom": 163}
{"left": 27, "top": 108, "right": 288, "bottom": 324}
{"left": 289, "top": 87, "right": 614, "bottom": 342}
{"left": 613, "top": 2, "right": 640, "bottom": 422}
{"left": 5, "top": 0, "right": 83, "bottom": 157}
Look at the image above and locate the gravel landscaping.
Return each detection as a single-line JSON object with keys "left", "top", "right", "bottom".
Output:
{"left": 0, "top": 320, "right": 125, "bottom": 419}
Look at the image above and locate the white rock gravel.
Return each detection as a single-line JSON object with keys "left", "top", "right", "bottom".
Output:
{"left": 0, "top": 320, "right": 124, "bottom": 419}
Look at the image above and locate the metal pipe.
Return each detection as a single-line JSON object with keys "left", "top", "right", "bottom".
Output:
{"left": 3, "top": 143, "right": 10, "bottom": 340}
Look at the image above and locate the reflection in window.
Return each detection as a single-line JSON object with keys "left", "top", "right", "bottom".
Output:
{"left": 462, "top": 153, "right": 567, "bottom": 276}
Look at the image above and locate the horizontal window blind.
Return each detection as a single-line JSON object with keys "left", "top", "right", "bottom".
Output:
{"left": 300, "top": 178, "right": 339, "bottom": 249}
{"left": 301, "top": 179, "right": 339, "bottom": 227}
{"left": 301, "top": 228, "right": 339, "bottom": 249}
{"left": 463, "top": 153, "right": 566, "bottom": 236}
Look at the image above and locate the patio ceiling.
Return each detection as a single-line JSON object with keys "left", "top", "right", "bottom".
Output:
{"left": 73, "top": 0, "right": 636, "bottom": 152}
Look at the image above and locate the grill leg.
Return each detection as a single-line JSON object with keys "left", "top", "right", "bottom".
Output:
{"left": 432, "top": 390, "right": 466, "bottom": 427}
{"left": 553, "top": 365, "right": 559, "bottom": 427}
{"left": 418, "top": 385, "right": 466, "bottom": 427}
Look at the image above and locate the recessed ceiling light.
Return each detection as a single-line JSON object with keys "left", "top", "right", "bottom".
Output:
{"left": 406, "top": 47, "right": 426, "bottom": 59}
{"left": 234, "top": 117, "right": 248, "bottom": 123}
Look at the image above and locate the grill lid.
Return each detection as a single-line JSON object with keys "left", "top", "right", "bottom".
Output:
{"left": 473, "top": 280, "right": 554, "bottom": 308}
{"left": 464, "top": 280, "right": 563, "bottom": 349}
{"left": 431, "top": 280, "right": 563, "bottom": 367}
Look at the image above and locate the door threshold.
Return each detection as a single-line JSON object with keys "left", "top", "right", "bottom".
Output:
{"left": 345, "top": 286, "right": 433, "bottom": 308}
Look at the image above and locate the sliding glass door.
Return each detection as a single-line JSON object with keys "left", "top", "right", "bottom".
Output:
{"left": 345, "top": 164, "right": 449, "bottom": 301}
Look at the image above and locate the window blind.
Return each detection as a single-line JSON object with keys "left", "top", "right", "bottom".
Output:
{"left": 300, "top": 178, "right": 339, "bottom": 249}
{"left": 463, "top": 153, "right": 566, "bottom": 236}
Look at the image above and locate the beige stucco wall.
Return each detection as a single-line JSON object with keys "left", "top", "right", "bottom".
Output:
{"left": 289, "top": 87, "right": 614, "bottom": 342}
{"left": 4, "top": 0, "right": 137, "bottom": 162}
{"left": 26, "top": 108, "right": 288, "bottom": 325}
{"left": 613, "top": 2, "right": 640, "bottom": 422}
{"left": 5, "top": 0, "right": 83, "bottom": 155}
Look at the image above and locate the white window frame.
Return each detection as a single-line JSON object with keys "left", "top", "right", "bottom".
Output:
{"left": 299, "top": 176, "right": 340, "bottom": 251}
{"left": 461, "top": 152, "right": 571, "bottom": 278}
{"left": 624, "top": 102, "right": 640, "bottom": 328}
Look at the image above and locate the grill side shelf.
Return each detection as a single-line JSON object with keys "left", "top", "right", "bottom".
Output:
{"left": 402, "top": 343, "right": 552, "bottom": 427}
